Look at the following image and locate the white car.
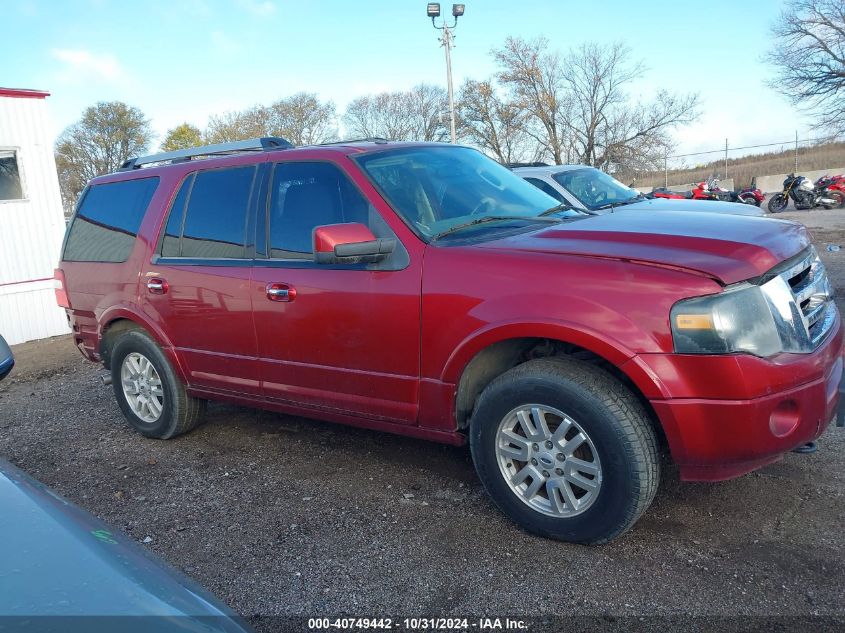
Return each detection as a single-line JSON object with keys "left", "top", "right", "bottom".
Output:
{"left": 513, "top": 164, "right": 764, "bottom": 216}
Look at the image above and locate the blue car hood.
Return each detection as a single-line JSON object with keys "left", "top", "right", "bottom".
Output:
{"left": 0, "top": 459, "right": 252, "bottom": 631}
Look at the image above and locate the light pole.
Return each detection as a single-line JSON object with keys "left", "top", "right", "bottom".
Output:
{"left": 427, "top": 3, "right": 464, "bottom": 144}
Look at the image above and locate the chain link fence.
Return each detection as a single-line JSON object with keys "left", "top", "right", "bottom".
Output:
{"left": 625, "top": 135, "right": 845, "bottom": 192}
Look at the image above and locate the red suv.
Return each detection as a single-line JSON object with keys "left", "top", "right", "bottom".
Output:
{"left": 57, "top": 138, "right": 843, "bottom": 544}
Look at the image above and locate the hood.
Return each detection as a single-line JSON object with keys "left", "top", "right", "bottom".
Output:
{"left": 0, "top": 335, "right": 13, "bottom": 381}
{"left": 478, "top": 211, "right": 809, "bottom": 285}
{"left": 603, "top": 197, "right": 764, "bottom": 216}
{"left": 0, "top": 459, "right": 252, "bottom": 630}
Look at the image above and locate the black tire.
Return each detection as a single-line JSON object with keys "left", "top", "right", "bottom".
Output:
{"left": 767, "top": 193, "right": 788, "bottom": 213}
{"left": 828, "top": 191, "right": 844, "bottom": 209}
{"left": 110, "top": 330, "right": 206, "bottom": 439}
{"left": 469, "top": 357, "right": 660, "bottom": 545}
{"left": 738, "top": 194, "right": 758, "bottom": 206}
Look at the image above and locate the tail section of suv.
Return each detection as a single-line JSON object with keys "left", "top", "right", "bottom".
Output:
{"left": 57, "top": 138, "right": 843, "bottom": 544}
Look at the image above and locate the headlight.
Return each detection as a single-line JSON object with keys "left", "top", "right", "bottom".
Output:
{"left": 671, "top": 284, "right": 782, "bottom": 357}
{"left": 671, "top": 247, "right": 836, "bottom": 358}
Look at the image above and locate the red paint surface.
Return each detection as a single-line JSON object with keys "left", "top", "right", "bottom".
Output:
{"left": 57, "top": 142, "right": 843, "bottom": 482}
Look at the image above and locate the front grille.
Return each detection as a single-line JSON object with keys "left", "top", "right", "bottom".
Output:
{"left": 780, "top": 249, "right": 836, "bottom": 348}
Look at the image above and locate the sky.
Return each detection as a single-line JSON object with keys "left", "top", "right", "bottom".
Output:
{"left": 1, "top": 0, "right": 811, "bottom": 163}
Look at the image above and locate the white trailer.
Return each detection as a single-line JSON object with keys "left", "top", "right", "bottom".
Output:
{"left": 0, "top": 88, "right": 69, "bottom": 345}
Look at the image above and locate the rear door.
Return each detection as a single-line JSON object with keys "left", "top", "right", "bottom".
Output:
{"left": 141, "top": 164, "right": 262, "bottom": 396}
{"left": 250, "top": 159, "right": 422, "bottom": 424}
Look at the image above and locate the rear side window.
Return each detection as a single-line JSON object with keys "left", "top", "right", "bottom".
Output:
{"left": 525, "top": 177, "right": 565, "bottom": 202}
{"left": 63, "top": 177, "right": 159, "bottom": 262}
{"left": 160, "top": 166, "right": 256, "bottom": 259}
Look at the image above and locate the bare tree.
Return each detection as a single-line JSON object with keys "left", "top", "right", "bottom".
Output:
{"left": 767, "top": 0, "right": 845, "bottom": 134}
{"left": 456, "top": 78, "right": 540, "bottom": 163}
{"left": 563, "top": 42, "right": 699, "bottom": 170}
{"left": 343, "top": 84, "right": 448, "bottom": 141}
{"left": 492, "top": 37, "right": 699, "bottom": 171}
{"left": 267, "top": 92, "right": 338, "bottom": 145}
{"left": 54, "top": 101, "right": 153, "bottom": 210}
{"left": 404, "top": 84, "right": 450, "bottom": 142}
{"left": 204, "top": 106, "right": 270, "bottom": 144}
{"left": 492, "top": 37, "right": 571, "bottom": 164}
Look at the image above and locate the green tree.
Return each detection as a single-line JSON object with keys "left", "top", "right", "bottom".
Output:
{"left": 55, "top": 101, "right": 153, "bottom": 211}
{"left": 161, "top": 123, "right": 202, "bottom": 151}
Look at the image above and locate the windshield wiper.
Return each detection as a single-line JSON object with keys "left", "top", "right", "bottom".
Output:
{"left": 537, "top": 203, "right": 574, "bottom": 216}
{"left": 430, "top": 215, "right": 559, "bottom": 241}
{"left": 595, "top": 196, "right": 643, "bottom": 211}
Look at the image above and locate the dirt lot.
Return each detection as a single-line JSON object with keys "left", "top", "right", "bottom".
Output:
{"left": 2, "top": 213, "right": 845, "bottom": 631}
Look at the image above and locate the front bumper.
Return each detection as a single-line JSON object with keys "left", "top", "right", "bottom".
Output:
{"left": 643, "top": 316, "right": 844, "bottom": 481}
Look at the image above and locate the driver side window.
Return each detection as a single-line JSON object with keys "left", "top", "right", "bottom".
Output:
{"left": 267, "top": 162, "right": 374, "bottom": 260}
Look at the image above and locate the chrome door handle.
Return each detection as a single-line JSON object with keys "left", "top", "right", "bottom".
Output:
{"left": 147, "top": 278, "right": 168, "bottom": 295}
{"left": 266, "top": 283, "right": 296, "bottom": 302}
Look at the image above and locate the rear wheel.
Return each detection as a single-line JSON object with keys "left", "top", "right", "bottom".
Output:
{"left": 469, "top": 357, "right": 660, "bottom": 544}
{"left": 827, "top": 191, "right": 844, "bottom": 209}
{"left": 767, "top": 193, "right": 788, "bottom": 213}
{"left": 111, "top": 330, "right": 206, "bottom": 439}
{"left": 738, "top": 194, "right": 759, "bottom": 206}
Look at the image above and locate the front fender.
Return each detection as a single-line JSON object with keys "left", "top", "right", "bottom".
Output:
{"left": 439, "top": 319, "right": 668, "bottom": 402}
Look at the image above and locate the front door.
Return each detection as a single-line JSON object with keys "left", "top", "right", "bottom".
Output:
{"left": 251, "top": 159, "right": 422, "bottom": 424}
{"left": 142, "top": 164, "right": 261, "bottom": 395}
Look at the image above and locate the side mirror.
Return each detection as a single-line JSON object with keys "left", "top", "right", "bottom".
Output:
{"left": 313, "top": 223, "right": 396, "bottom": 265}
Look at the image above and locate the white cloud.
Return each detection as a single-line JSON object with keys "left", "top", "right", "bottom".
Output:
{"left": 51, "top": 49, "right": 125, "bottom": 84}
{"left": 237, "top": 0, "right": 276, "bottom": 16}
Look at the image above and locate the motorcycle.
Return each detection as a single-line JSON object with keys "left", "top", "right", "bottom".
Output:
{"left": 647, "top": 181, "right": 718, "bottom": 201}
{"left": 647, "top": 178, "right": 763, "bottom": 205}
{"left": 706, "top": 177, "right": 764, "bottom": 206}
{"left": 768, "top": 173, "right": 845, "bottom": 213}
{"left": 815, "top": 174, "right": 845, "bottom": 209}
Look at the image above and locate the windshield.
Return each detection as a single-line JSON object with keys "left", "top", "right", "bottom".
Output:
{"left": 354, "top": 146, "right": 582, "bottom": 241}
{"left": 552, "top": 167, "right": 640, "bottom": 211}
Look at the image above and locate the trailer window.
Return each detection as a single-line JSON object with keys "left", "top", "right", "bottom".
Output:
{"left": 0, "top": 151, "right": 23, "bottom": 201}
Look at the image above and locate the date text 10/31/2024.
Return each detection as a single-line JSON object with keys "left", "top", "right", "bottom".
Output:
{"left": 307, "top": 618, "right": 529, "bottom": 630}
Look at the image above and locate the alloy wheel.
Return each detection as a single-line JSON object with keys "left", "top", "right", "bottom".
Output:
{"left": 495, "top": 404, "right": 602, "bottom": 517}
{"left": 121, "top": 352, "right": 165, "bottom": 423}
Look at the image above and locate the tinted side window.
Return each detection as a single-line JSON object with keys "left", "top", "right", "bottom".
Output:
{"left": 63, "top": 177, "right": 159, "bottom": 262}
{"left": 161, "top": 174, "right": 194, "bottom": 257}
{"left": 268, "top": 162, "right": 372, "bottom": 259}
{"left": 179, "top": 167, "right": 255, "bottom": 259}
{"left": 525, "top": 177, "right": 565, "bottom": 202}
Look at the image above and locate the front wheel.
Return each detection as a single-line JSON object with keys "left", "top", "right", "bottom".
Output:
{"left": 469, "top": 357, "right": 660, "bottom": 544}
{"left": 767, "top": 193, "right": 788, "bottom": 213}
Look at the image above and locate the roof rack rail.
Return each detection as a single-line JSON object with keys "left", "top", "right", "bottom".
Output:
{"left": 318, "top": 137, "right": 391, "bottom": 145}
{"left": 504, "top": 162, "right": 552, "bottom": 168}
{"left": 119, "top": 136, "right": 294, "bottom": 171}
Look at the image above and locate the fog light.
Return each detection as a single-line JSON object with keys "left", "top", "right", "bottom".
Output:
{"left": 769, "top": 400, "right": 800, "bottom": 438}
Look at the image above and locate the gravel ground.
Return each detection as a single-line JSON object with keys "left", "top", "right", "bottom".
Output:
{"left": 2, "top": 213, "right": 845, "bottom": 631}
